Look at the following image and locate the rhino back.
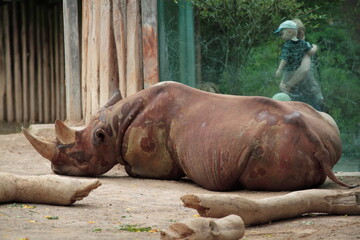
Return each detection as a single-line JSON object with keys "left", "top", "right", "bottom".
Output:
{"left": 113, "top": 82, "right": 341, "bottom": 191}
{"left": 167, "top": 91, "right": 341, "bottom": 191}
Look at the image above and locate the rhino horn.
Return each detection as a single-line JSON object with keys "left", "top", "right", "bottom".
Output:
{"left": 55, "top": 120, "right": 76, "bottom": 144}
{"left": 22, "top": 128, "right": 58, "bottom": 161}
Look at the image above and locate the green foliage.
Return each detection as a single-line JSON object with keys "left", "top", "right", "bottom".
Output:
{"left": 219, "top": 41, "right": 280, "bottom": 97}
{"left": 192, "top": 0, "right": 307, "bottom": 84}
{"left": 165, "top": 0, "right": 359, "bottom": 162}
{"left": 191, "top": 0, "right": 360, "bottom": 162}
{"left": 117, "top": 224, "right": 152, "bottom": 232}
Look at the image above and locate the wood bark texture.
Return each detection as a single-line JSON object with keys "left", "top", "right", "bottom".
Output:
{"left": 82, "top": 0, "right": 159, "bottom": 123}
{"left": 0, "top": 172, "right": 101, "bottom": 206}
{"left": 181, "top": 189, "right": 360, "bottom": 225}
{"left": 160, "top": 214, "right": 245, "bottom": 240}
{"left": 63, "top": 0, "right": 82, "bottom": 121}
{"left": 0, "top": 1, "right": 66, "bottom": 123}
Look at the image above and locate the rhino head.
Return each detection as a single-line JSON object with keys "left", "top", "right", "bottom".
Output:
{"left": 23, "top": 119, "right": 120, "bottom": 176}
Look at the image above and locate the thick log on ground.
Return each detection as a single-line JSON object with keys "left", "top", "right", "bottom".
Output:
{"left": 160, "top": 214, "right": 245, "bottom": 240}
{"left": 181, "top": 189, "right": 360, "bottom": 225}
{"left": 0, "top": 173, "right": 101, "bottom": 206}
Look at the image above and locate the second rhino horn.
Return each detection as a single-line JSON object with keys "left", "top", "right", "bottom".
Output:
{"left": 55, "top": 120, "right": 77, "bottom": 144}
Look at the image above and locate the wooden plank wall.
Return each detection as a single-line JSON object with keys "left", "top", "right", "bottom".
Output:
{"left": 82, "top": 0, "right": 159, "bottom": 123}
{"left": 63, "top": 0, "right": 82, "bottom": 122}
{"left": 0, "top": 0, "right": 66, "bottom": 123}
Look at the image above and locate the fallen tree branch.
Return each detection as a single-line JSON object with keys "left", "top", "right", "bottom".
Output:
{"left": 0, "top": 172, "right": 101, "bottom": 205}
{"left": 160, "top": 214, "right": 245, "bottom": 240}
{"left": 181, "top": 188, "right": 360, "bottom": 225}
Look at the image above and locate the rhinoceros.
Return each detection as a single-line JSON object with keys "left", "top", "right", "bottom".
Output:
{"left": 23, "top": 81, "right": 353, "bottom": 191}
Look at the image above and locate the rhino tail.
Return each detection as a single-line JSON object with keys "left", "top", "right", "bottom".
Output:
{"left": 315, "top": 149, "right": 358, "bottom": 189}
{"left": 321, "top": 164, "right": 358, "bottom": 189}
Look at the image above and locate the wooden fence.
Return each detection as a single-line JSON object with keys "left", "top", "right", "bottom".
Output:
{"left": 0, "top": 0, "right": 66, "bottom": 123}
{"left": 81, "top": 0, "right": 159, "bottom": 123}
{"left": 1, "top": 0, "right": 160, "bottom": 124}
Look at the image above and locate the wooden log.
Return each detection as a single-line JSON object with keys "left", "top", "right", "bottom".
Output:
{"left": 99, "top": 0, "right": 119, "bottom": 107}
{"left": 141, "top": 0, "right": 159, "bottom": 88}
{"left": 4, "top": 4, "right": 14, "bottom": 122}
{"left": 12, "top": 1, "right": 23, "bottom": 122}
{"left": 160, "top": 214, "right": 245, "bottom": 240}
{"left": 29, "top": 1, "right": 36, "bottom": 122}
{"left": 36, "top": 5, "right": 43, "bottom": 123}
{"left": 113, "top": 0, "right": 127, "bottom": 98}
{"left": 181, "top": 189, "right": 360, "bottom": 225}
{"left": 63, "top": 0, "right": 82, "bottom": 122}
{"left": 0, "top": 172, "right": 101, "bottom": 206}
{"left": 0, "top": 5, "right": 5, "bottom": 121}
{"left": 21, "top": 2, "right": 29, "bottom": 122}
{"left": 126, "top": 0, "right": 143, "bottom": 96}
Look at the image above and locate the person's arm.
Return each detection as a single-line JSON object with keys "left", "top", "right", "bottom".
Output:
{"left": 285, "top": 54, "right": 311, "bottom": 89}
{"left": 306, "top": 44, "right": 318, "bottom": 56}
{"left": 275, "top": 59, "right": 287, "bottom": 78}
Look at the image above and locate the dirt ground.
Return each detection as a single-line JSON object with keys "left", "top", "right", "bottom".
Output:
{"left": 0, "top": 124, "right": 360, "bottom": 240}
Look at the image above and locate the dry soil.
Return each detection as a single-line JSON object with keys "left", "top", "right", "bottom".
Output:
{"left": 0, "top": 125, "right": 359, "bottom": 240}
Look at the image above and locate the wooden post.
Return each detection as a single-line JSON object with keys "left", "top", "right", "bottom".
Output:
{"left": 63, "top": 0, "right": 82, "bottom": 121}
{"left": 12, "top": 1, "right": 23, "bottom": 122}
{"left": 54, "top": 6, "right": 61, "bottom": 120}
{"left": 0, "top": 5, "right": 5, "bottom": 121}
{"left": 88, "top": 0, "right": 100, "bottom": 118}
{"left": 99, "top": 0, "right": 119, "bottom": 107}
{"left": 4, "top": 4, "right": 14, "bottom": 122}
{"left": 41, "top": 8, "right": 50, "bottom": 123}
{"left": 126, "top": 0, "right": 143, "bottom": 96}
{"left": 113, "top": 0, "right": 127, "bottom": 98}
{"left": 29, "top": 1, "right": 36, "bottom": 122}
{"left": 81, "top": 0, "right": 89, "bottom": 122}
{"left": 59, "top": 4, "right": 66, "bottom": 121}
{"left": 99, "top": 0, "right": 111, "bottom": 107}
{"left": 21, "top": 2, "right": 29, "bottom": 122}
{"left": 48, "top": 7, "right": 56, "bottom": 122}
{"left": 141, "top": 0, "right": 159, "bottom": 88}
{"left": 36, "top": 5, "right": 43, "bottom": 123}
{"left": 80, "top": 0, "right": 161, "bottom": 120}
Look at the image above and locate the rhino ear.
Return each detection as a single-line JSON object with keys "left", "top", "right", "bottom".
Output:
{"left": 93, "top": 128, "right": 109, "bottom": 145}
{"left": 101, "top": 89, "right": 122, "bottom": 109}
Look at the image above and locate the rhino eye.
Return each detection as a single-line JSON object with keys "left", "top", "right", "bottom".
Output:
{"left": 93, "top": 128, "right": 108, "bottom": 145}
{"left": 96, "top": 131, "right": 105, "bottom": 141}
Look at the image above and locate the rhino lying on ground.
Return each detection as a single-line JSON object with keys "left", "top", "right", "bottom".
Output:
{"left": 23, "top": 81, "right": 353, "bottom": 191}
